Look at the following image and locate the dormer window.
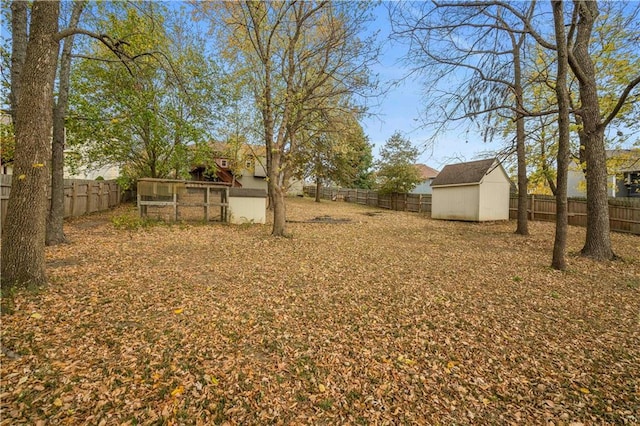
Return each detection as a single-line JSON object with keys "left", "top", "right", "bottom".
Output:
{"left": 219, "top": 159, "right": 228, "bottom": 168}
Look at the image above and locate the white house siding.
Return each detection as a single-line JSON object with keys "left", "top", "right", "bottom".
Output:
{"left": 432, "top": 185, "right": 479, "bottom": 221}
{"left": 478, "top": 167, "right": 510, "bottom": 221}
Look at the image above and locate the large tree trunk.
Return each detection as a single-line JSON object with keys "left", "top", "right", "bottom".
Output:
{"left": 1, "top": 1, "right": 60, "bottom": 289}
{"left": 268, "top": 151, "right": 288, "bottom": 236}
{"left": 551, "top": 0, "right": 571, "bottom": 271}
{"left": 47, "top": 1, "right": 85, "bottom": 246}
{"left": 513, "top": 42, "right": 528, "bottom": 236}
{"left": 9, "top": 1, "right": 28, "bottom": 122}
{"left": 570, "top": 0, "right": 614, "bottom": 260}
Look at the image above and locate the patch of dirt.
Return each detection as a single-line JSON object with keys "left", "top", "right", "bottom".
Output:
{"left": 288, "top": 215, "right": 352, "bottom": 224}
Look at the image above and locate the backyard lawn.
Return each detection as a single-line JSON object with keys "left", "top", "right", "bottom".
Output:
{"left": 1, "top": 197, "right": 639, "bottom": 425}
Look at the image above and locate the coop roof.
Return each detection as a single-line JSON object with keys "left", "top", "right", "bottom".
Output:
{"left": 431, "top": 158, "right": 499, "bottom": 187}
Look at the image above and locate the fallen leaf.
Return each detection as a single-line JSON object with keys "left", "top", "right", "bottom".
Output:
{"left": 30, "top": 313, "right": 43, "bottom": 320}
{"left": 53, "top": 398, "right": 63, "bottom": 407}
{"left": 171, "top": 385, "right": 184, "bottom": 397}
{"left": 173, "top": 308, "right": 184, "bottom": 314}
{"left": 318, "top": 384, "right": 326, "bottom": 393}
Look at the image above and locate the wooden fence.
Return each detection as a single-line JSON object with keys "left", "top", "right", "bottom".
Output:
{"left": 304, "top": 185, "right": 640, "bottom": 235}
{"left": 1, "top": 175, "right": 121, "bottom": 235}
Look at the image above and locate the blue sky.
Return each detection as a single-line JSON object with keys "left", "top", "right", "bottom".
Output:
{"left": 361, "top": 4, "right": 496, "bottom": 172}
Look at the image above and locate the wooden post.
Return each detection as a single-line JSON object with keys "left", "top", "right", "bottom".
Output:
{"left": 137, "top": 193, "right": 142, "bottom": 218}
{"left": 531, "top": 194, "right": 535, "bottom": 220}
{"left": 70, "top": 181, "right": 77, "bottom": 217}
{"left": 205, "top": 186, "right": 210, "bottom": 222}
{"left": 173, "top": 192, "right": 178, "bottom": 222}
{"left": 418, "top": 194, "right": 422, "bottom": 213}
{"left": 85, "top": 183, "right": 91, "bottom": 215}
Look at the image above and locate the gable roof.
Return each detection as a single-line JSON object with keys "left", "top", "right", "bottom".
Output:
{"left": 431, "top": 158, "right": 499, "bottom": 187}
{"left": 415, "top": 164, "right": 439, "bottom": 180}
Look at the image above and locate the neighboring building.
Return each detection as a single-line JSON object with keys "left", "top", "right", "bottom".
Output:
{"left": 190, "top": 142, "right": 268, "bottom": 189}
{"left": 431, "top": 158, "right": 511, "bottom": 221}
{"left": 190, "top": 142, "right": 303, "bottom": 195}
{"left": 411, "top": 164, "right": 440, "bottom": 194}
{"left": 567, "top": 149, "right": 640, "bottom": 198}
{"left": 64, "top": 162, "right": 120, "bottom": 180}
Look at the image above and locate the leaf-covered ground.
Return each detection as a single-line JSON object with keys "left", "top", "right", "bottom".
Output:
{"left": 1, "top": 197, "right": 639, "bottom": 425}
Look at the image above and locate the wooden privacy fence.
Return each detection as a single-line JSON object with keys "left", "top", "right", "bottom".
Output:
{"left": 0, "top": 175, "right": 121, "bottom": 235}
{"left": 304, "top": 185, "right": 640, "bottom": 235}
{"left": 508, "top": 194, "right": 640, "bottom": 235}
{"left": 304, "top": 186, "right": 433, "bottom": 213}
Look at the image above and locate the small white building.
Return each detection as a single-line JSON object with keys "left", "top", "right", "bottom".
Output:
{"left": 228, "top": 188, "right": 267, "bottom": 224}
{"left": 431, "top": 158, "right": 511, "bottom": 221}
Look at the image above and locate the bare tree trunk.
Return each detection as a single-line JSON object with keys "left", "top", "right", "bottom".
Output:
{"left": 570, "top": 0, "right": 614, "bottom": 260}
{"left": 9, "top": 1, "right": 28, "bottom": 122}
{"left": 1, "top": 1, "right": 60, "bottom": 289}
{"left": 551, "top": 0, "right": 570, "bottom": 271}
{"left": 513, "top": 40, "right": 528, "bottom": 236}
{"left": 47, "top": 1, "right": 86, "bottom": 246}
{"left": 315, "top": 177, "right": 322, "bottom": 203}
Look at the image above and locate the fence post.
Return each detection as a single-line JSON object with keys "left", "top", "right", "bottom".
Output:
{"left": 173, "top": 192, "right": 178, "bottom": 221}
{"left": 70, "top": 181, "right": 77, "bottom": 217}
{"left": 531, "top": 194, "right": 535, "bottom": 221}
{"left": 418, "top": 194, "right": 422, "bottom": 213}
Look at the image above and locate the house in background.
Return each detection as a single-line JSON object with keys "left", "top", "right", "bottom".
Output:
{"left": 567, "top": 149, "right": 640, "bottom": 198}
{"left": 410, "top": 164, "right": 439, "bottom": 194}
{"left": 431, "top": 158, "right": 511, "bottom": 222}
{"left": 190, "top": 142, "right": 268, "bottom": 189}
{"left": 190, "top": 142, "right": 304, "bottom": 195}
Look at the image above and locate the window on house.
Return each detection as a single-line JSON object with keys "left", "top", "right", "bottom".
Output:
{"left": 220, "top": 159, "right": 228, "bottom": 168}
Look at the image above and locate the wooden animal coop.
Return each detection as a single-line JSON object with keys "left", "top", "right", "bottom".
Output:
{"left": 137, "top": 178, "right": 230, "bottom": 222}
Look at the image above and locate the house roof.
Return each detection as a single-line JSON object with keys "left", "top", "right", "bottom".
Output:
{"left": 431, "top": 158, "right": 499, "bottom": 187}
{"left": 415, "top": 164, "right": 439, "bottom": 180}
{"left": 606, "top": 149, "right": 640, "bottom": 172}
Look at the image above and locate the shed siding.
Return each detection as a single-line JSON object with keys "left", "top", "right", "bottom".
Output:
{"left": 432, "top": 185, "right": 479, "bottom": 221}
{"left": 477, "top": 167, "right": 510, "bottom": 221}
{"left": 228, "top": 196, "right": 266, "bottom": 224}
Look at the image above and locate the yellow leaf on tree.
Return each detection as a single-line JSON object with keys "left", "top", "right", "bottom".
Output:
{"left": 171, "top": 385, "right": 184, "bottom": 397}
{"left": 31, "top": 313, "right": 43, "bottom": 320}
{"left": 53, "top": 398, "right": 63, "bottom": 407}
{"left": 174, "top": 308, "right": 184, "bottom": 314}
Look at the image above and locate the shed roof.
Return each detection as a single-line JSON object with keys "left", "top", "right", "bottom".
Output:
{"left": 431, "top": 158, "right": 498, "bottom": 187}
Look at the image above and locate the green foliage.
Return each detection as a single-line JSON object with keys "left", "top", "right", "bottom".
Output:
{"left": 67, "top": 3, "right": 227, "bottom": 181}
{"left": 110, "top": 213, "right": 162, "bottom": 231}
{"left": 294, "top": 113, "right": 375, "bottom": 190}
{"left": 376, "top": 131, "right": 422, "bottom": 194}
{"left": 0, "top": 120, "right": 14, "bottom": 163}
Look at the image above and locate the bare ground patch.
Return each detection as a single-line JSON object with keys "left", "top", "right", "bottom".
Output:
{"left": 1, "top": 197, "right": 638, "bottom": 424}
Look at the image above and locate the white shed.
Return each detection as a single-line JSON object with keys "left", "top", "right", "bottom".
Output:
{"left": 228, "top": 188, "right": 268, "bottom": 224}
{"left": 431, "top": 158, "right": 511, "bottom": 221}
